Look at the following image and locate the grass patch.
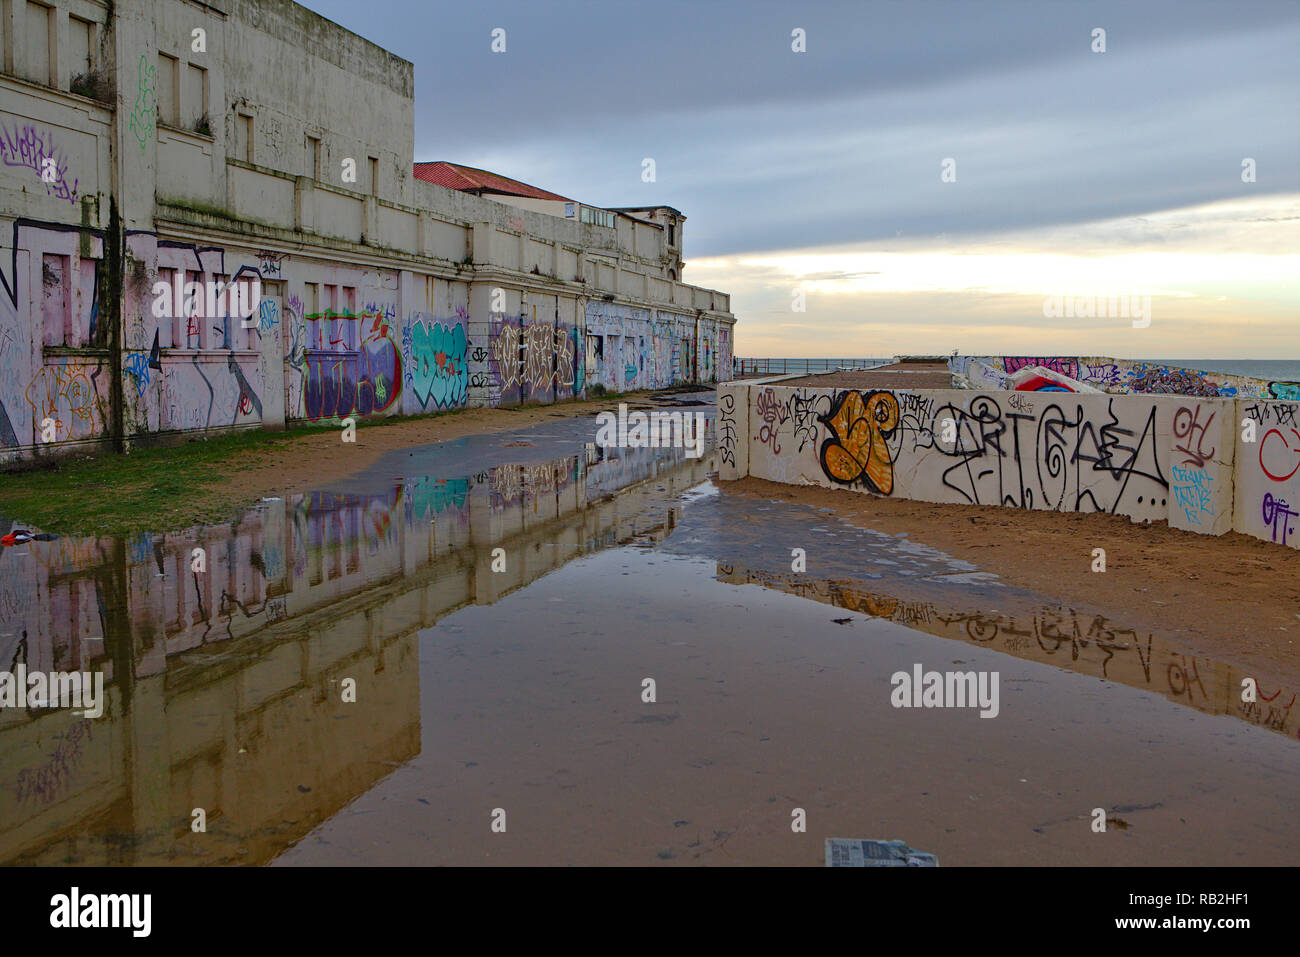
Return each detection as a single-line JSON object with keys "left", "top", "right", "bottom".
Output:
{"left": 0, "top": 427, "right": 311, "bottom": 537}
{"left": 0, "top": 389, "right": 673, "bottom": 537}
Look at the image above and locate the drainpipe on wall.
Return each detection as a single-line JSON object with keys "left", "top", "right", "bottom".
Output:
{"left": 106, "top": 199, "right": 125, "bottom": 453}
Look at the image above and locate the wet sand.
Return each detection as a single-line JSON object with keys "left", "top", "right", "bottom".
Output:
{"left": 728, "top": 477, "right": 1300, "bottom": 691}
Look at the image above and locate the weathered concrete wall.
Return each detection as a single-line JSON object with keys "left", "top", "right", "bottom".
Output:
{"left": 1236, "top": 398, "right": 1300, "bottom": 549}
{"left": 953, "top": 355, "right": 1299, "bottom": 400}
{"left": 719, "top": 382, "right": 1300, "bottom": 550}
{"left": 0, "top": 0, "right": 736, "bottom": 463}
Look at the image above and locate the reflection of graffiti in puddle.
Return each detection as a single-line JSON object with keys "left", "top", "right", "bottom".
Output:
{"left": 15, "top": 719, "right": 94, "bottom": 806}
{"left": 0, "top": 444, "right": 717, "bottom": 865}
{"left": 489, "top": 458, "right": 576, "bottom": 505}
{"left": 716, "top": 564, "right": 1299, "bottom": 742}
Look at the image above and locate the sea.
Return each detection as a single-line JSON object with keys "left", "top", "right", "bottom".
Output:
{"left": 735, "top": 358, "right": 1300, "bottom": 383}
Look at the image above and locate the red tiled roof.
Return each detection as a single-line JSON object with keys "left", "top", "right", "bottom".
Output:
{"left": 413, "top": 161, "right": 573, "bottom": 202}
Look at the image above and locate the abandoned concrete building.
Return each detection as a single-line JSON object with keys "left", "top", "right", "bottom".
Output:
{"left": 0, "top": 0, "right": 736, "bottom": 463}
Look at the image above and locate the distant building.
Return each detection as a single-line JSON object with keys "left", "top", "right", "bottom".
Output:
{"left": 0, "top": 0, "right": 736, "bottom": 463}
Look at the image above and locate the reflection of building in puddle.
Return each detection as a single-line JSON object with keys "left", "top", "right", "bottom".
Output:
{"left": 0, "top": 448, "right": 714, "bottom": 865}
{"left": 716, "top": 564, "right": 1299, "bottom": 743}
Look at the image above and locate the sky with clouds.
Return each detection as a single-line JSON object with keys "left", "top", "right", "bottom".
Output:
{"left": 304, "top": 0, "right": 1299, "bottom": 360}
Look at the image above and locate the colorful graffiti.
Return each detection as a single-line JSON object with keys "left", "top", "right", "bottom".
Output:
{"left": 817, "top": 390, "right": 900, "bottom": 494}
{"left": 1128, "top": 363, "right": 1232, "bottom": 398}
{"left": 1003, "top": 357, "right": 1080, "bottom": 379}
{"left": 961, "top": 355, "right": 1296, "bottom": 400}
{"left": 408, "top": 317, "right": 467, "bottom": 410}
{"left": 726, "top": 384, "right": 1300, "bottom": 548}
{"left": 302, "top": 311, "right": 401, "bottom": 422}
{"left": 24, "top": 364, "right": 105, "bottom": 440}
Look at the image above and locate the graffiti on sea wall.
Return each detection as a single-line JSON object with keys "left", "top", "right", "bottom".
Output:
{"left": 731, "top": 385, "right": 1297, "bottom": 548}
{"left": 953, "top": 355, "right": 1298, "bottom": 400}
{"left": 1237, "top": 399, "right": 1300, "bottom": 549}
{"left": 747, "top": 386, "right": 1190, "bottom": 524}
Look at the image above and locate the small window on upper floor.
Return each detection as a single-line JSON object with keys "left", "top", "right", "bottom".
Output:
{"left": 368, "top": 156, "right": 379, "bottom": 197}
{"left": 26, "top": 1, "right": 54, "bottom": 87}
{"left": 69, "top": 16, "right": 94, "bottom": 85}
{"left": 186, "top": 64, "right": 209, "bottom": 133}
{"left": 306, "top": 135, "right": 322, "bottom": 179}
{"left": 668, "top": 223, "right": 675, "bottom": 246}
{"left": 235, "top": 114, "right": 254, "bottom": 163}
{"left": 157, "top": 54, "right": 180, "bottom": 126}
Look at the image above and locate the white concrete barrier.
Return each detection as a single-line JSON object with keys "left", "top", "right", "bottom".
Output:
{"left": 717, "top": 383, "right": 1300, "bottom": 550}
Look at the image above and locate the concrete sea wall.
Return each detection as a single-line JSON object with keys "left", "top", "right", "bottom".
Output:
{"left": 718, "top": 380, "right": 1300, "bottom": 550}
{"left": 951, "top": 355, "right": 1300, "bottom": 399}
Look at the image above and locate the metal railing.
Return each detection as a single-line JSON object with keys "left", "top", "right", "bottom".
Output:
{"left": 733, "top": 358, "right": 893, "bottom": 378}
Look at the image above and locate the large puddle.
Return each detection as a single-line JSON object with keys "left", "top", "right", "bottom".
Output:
{"left": 2, "top": 397, "right": 1297, "bottom": 865}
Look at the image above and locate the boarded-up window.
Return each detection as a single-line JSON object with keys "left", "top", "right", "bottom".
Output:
{"left": 342, "top": 286, "right": 357, "bottom": 349}
{"left": 185, "top": 270, "right": 203, "bottom": 348}
{"left": 157, "top": 54, "right": 179, "bottom": 126}
{"left": 41, "top": 254, "right": 69, "bottom": 346}
{"left": 69, "top": 16, "right": 93, "bottom": 81}
{"left": 237, "top": 114, "right": 254, "bottom": 163}
{"left": 185, "top": 63, "right": 208, "bottom": 130}
{"left": 156, "top": 267, "right": 177, "bottom": 348}
{"left": 306, "top": 135, "right": 321, "bottom": 179}
{"left": 26, "top": 2, "right": 53, "bottom": 86}
{"left": 78, "top": 258, "right": 97, "bottom": 344}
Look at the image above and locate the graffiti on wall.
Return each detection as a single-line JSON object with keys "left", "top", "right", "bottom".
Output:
{"left": 818, "top": 390, "right": 900, "bottom": 494}
{"left": 302, "top": 310, "right": 401, "bottom": 422}
{"left": 489, "top": 319, "right": 578, "bottom": 400}
{"left": 1247, "top": 401, "right": 1300, "bottom": 547}
{"left": 1003, "top": 357, "right": 1079, "bottom": 380}
{"left": 406, "top": 313, "right": 467, "bottom": 410}
{"left": 718, "top": 390, "right": 737, "bottom": 469}
{"left": 750, "top": 387, "right": 1172, "bottom": 519}
{"left": 972, "top": 355, "right": 1296, "bottom": 399}
{"left": 0, "top": 124, "right": 79, "bottom": 204}
{"left": 25, "top": 363, "right": 106, "bottom": 440}
{"left": 127, "top": 55, "right": 156, "bottom": 152}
